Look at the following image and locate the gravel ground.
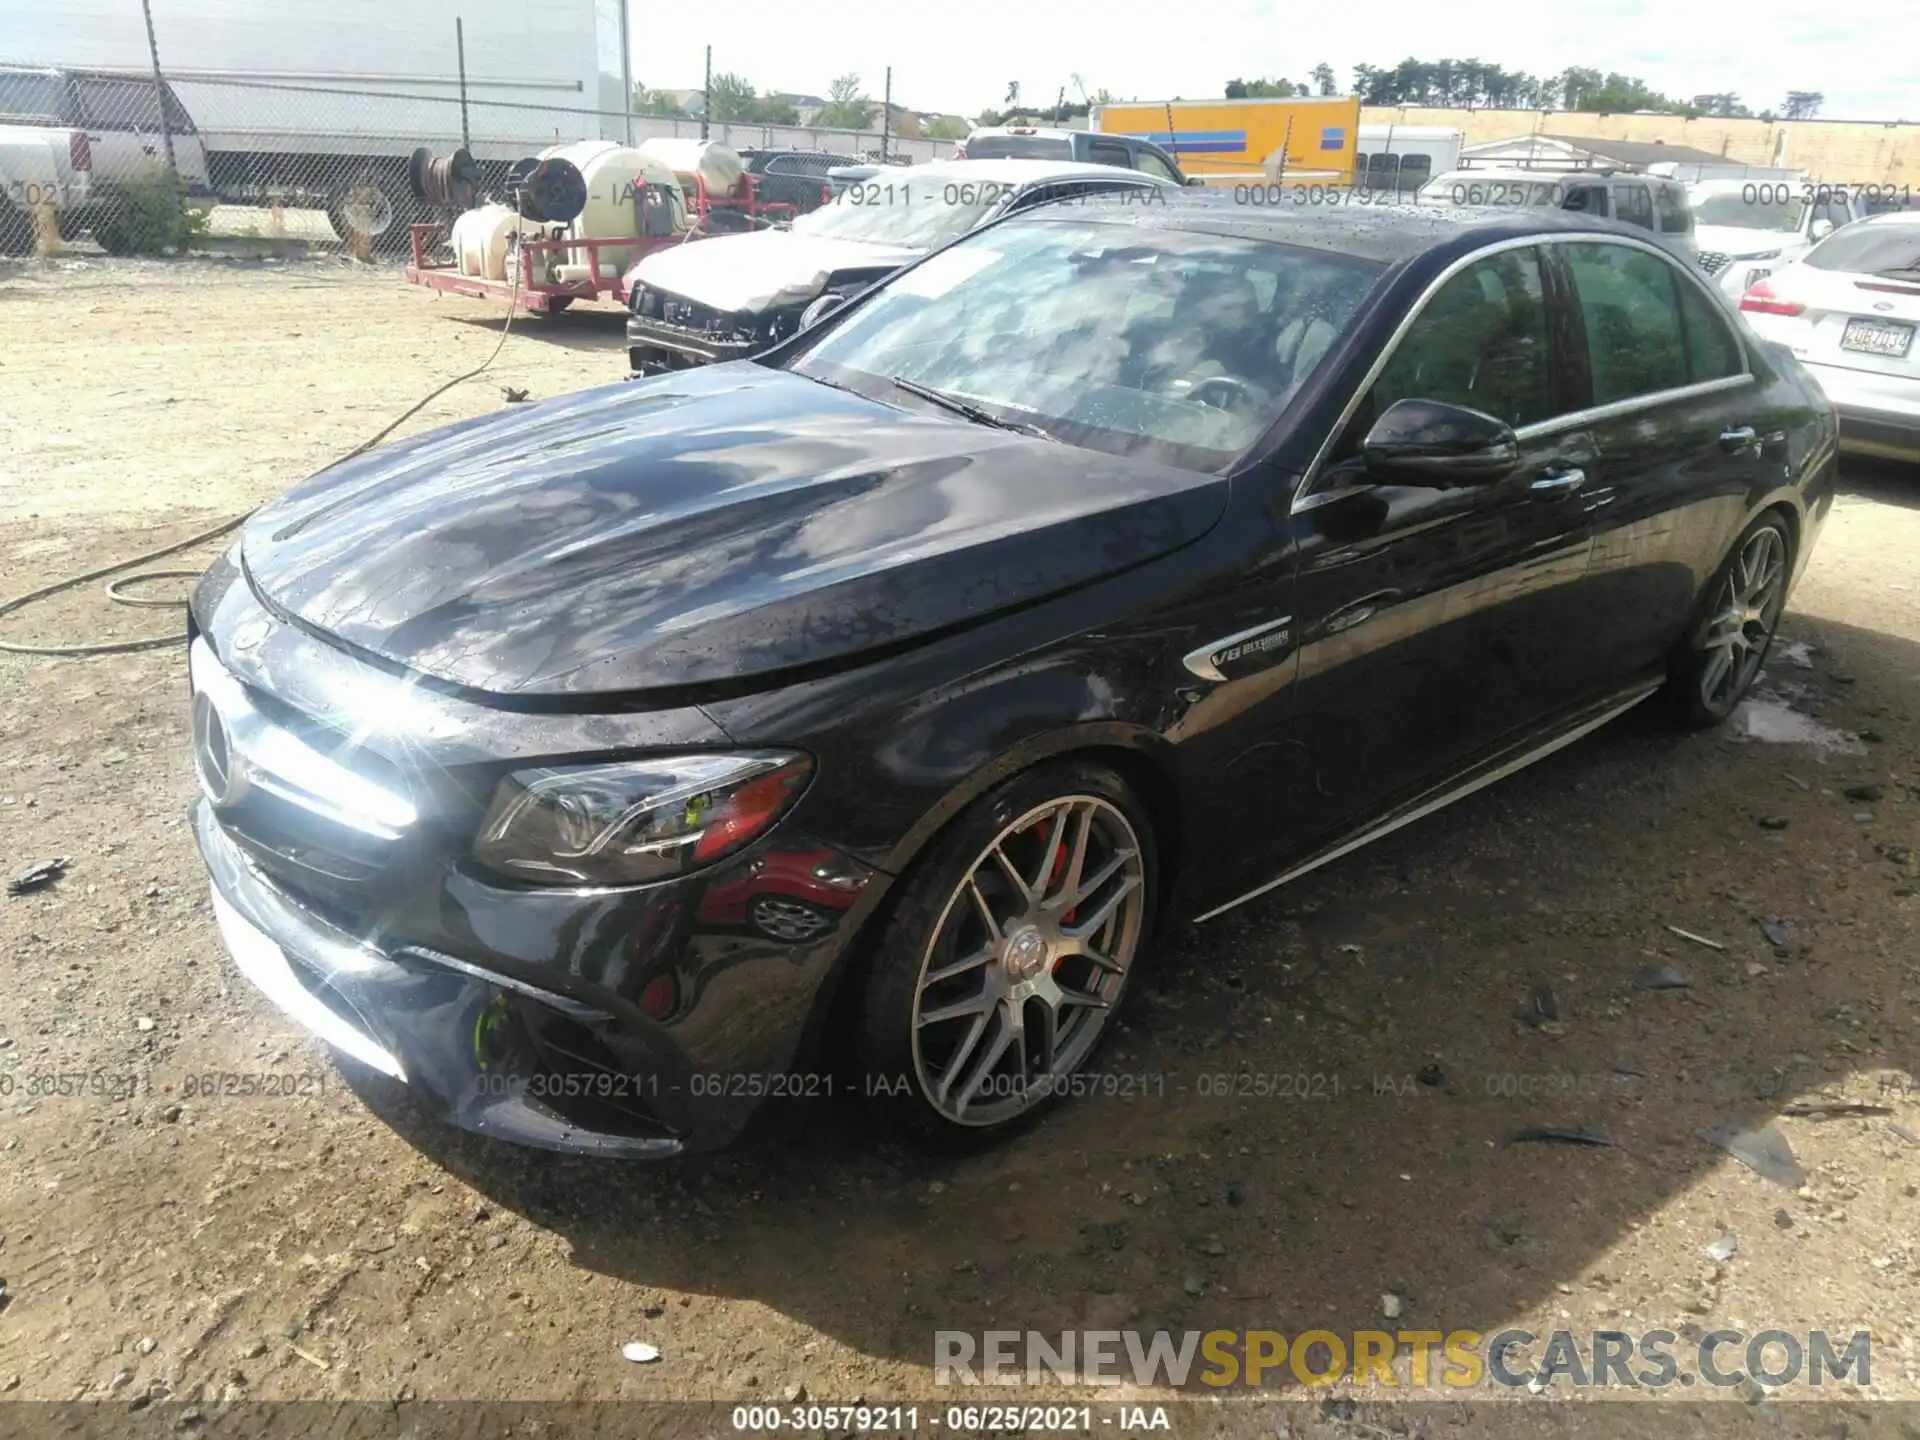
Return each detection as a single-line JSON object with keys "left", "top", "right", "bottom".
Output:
{"left": 2, "top": 256, "right": 1919, "bottom": 1432}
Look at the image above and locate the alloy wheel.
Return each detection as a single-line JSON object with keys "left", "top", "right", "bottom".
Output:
{"left": 1698, "top": 523, "right": 1788, "bottom": 712}
{"left": 909, "top": 795, "right": 1147, "bottom": 1127}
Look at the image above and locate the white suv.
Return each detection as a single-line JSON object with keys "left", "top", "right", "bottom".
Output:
{"left": 1690, "top": 178, "right": 1851, "bottom": 299}
{"left": 1417, "top": 168, "right": 1697, "bottom": 261}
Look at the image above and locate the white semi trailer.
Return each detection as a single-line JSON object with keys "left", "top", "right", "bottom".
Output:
{"left": 0, "top": 0, "right": 633, "bottom": 244}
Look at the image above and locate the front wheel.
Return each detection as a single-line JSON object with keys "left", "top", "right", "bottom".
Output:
{"left": 1666, "top": 513, "right": 1792, "bottom": 728}
{"left": 857, "top": 760, "right": 1158, "bottom": 1147}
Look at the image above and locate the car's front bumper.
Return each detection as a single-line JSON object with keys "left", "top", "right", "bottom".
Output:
{"left": 187, "top": 554, "right": 888, "bottom": 1157}
{"left": 625, "top": 312, "right": 757, "bottom": 373}
{"left": 1803, "top": 361, "right": 1920, "bottom": 462}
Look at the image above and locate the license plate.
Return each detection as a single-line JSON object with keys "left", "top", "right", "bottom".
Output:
{"left": 1840, "top": 316, "right": 1915, "bottom": 357}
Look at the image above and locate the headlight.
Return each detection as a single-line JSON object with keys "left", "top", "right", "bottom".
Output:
{"left": 473, "top": 751, "right": 812, "bottom": 887}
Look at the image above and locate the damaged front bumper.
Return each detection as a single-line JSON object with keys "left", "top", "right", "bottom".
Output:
{"left": 195, "top": 799, "right": 694, "bottom": 1157}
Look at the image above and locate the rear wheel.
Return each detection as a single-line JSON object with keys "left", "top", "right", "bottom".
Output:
{"left": 1667, "top": 513, "right": 1792, "bottom": 728}
{"left": 857, "top": 760, "right": 1158, "bottom": 1147}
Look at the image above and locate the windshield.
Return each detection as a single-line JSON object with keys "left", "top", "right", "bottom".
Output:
{"left": 1692, "top": 193, "right": 1806, "bottom": 232}
{"left": 965, "top": 135, "right": 1076, "bottom": 160}
{"left": 790, "top": 174, "right": 1009, "bottom": 249}
{"left": 785, "top": 214, "right": 1382, "bottom": 472}
{"left": 1805, "top": 221, "right": 1920, "bottom": 275}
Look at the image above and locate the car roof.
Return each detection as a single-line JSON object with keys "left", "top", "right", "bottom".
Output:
{"left": 1425, "top": 167, "right": 1682, "bottom": 189}
{"left": 1009, "top": 192, "right": 1678, "bottom": 266}
{"left": 968, "top": 126, "right": 1081, "bottom": 139}
{"left": 911, "top": 157, "right": 1174, "bottom": 186}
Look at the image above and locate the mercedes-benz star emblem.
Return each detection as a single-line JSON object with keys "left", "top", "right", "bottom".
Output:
{"left": 192, "top": 692, "right": 247, "bottom": 807}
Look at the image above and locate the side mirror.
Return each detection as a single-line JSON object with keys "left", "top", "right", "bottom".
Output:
{"left": 1186, "top": 176, "right": 1207, "bottom": 188}
{"left": 1809, "top": 217, "right": 1835, "bottom": 241}
{"left": 1362, "top": 398, "right": 1520, "bottom": 483}
{"left": 799, "top": 292, "right": 849, "bottom": 329}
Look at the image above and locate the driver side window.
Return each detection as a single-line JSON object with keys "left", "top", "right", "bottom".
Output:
{"left": 1368, "top": 247, "right": 1555, "bottom": 430}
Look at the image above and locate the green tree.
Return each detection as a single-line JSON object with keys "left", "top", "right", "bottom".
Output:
{"left": 923, "top": 115, "right": 969, "bottom": 140}
{"left": 815, "top": 73, "right": 879, "bottom": 129}
{"left": 631, "top": 83, "right": 685, "bottom": 118}
{"left": 1311, "top": 62, "right": 1338, "bottom": 96}
{"left": 1225, "top": 77, "right": 1297, "bottom": 98}
{"left": 705, "top": 71, "right": 759, "bottom": 122}
{"left": 1782, "top": 90, "right": 1823, "bottom": 119}
{"left": 753, "top": 94, "right": 800, "bottom": 124}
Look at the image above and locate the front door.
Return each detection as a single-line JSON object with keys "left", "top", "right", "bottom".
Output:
{"left": 1281, "top": 244, "right": 1600, "bottom": 842}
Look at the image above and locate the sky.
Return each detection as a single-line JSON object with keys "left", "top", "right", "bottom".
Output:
{"left": 630, "top": 0, "right": 1919, "bottom": 122}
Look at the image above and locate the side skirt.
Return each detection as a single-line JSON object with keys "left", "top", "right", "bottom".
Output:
{"left": 1192, "top": 680, "right": 1663, "bottom": 924}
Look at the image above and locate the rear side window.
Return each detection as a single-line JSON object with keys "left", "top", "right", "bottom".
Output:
{"left": 1370, "top": 247, "right": 1555, "bottom": 427}
{"left": 1612, "top": 184, "right": 1655, "bottom": 230}
{"left": 1134, "top": 149, "right": 1181, "bottom": 183}
{"left": 1564, "top": 242, "right": 1690, "bottom": 403}
{"left": 0, "top": 70, "right": 69, "bottom": 122}
{"left": 1087, "top": 139, "right": 1134, "bottom": 169}
{"left": 1804, "top": 221, "right": 1920, "bottom": 274}
{"left": 1674, "top": 274, "right": 1745, "bottom": 381}
{"left": 73, "top": 74, "right": 166, "bottom": 130}
{"left": 1655, "top": 186, "right": 1693, "bottom": 235}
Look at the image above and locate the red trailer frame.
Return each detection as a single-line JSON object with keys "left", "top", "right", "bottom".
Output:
{"left": 404, "top": 173, "right": 798, "bottom": 314}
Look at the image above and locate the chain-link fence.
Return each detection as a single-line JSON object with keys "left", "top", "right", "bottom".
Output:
{"left": 1, "top": 63, "right": 957, "bottom": 260}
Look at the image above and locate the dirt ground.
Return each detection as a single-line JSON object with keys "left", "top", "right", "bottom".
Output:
{"left": 4, "top": 255, "right": 1920, "bottom": 1432}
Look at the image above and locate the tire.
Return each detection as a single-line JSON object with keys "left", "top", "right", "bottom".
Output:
{"left": 531, "top": 296, "right": 574, "bottom": 317}
{"left": 326, "top": 174, "right": 406, "bottom": 252}
{"left": 1665, "top": 512, "right": 1793, "bottom": 729}
{"left": 857, "top": 758, "right": 1160, "bottom": 1148}
{"left": 0, "top": 199, "right": 35, "bottom": 256}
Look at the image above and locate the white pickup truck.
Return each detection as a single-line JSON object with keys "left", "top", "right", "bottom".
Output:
{"left": 0, "top": 65, "right": 210, "bottom": 253}
{"left": 0, "top": 117, "right": 89, "bottom": 254}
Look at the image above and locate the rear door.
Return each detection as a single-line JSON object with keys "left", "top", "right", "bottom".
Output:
{"left": 1282, "top": 242, "right": 1599, "bottom": 839}
{"left": 1555, "top": 237, "right": 1781, "bottom": 684}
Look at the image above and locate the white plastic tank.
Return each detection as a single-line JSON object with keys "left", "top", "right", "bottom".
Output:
{"left": 451, "top": 203, "right": 524, "bottom": 282}
{"left": 637, "top": 137, "right": 746, "bottom": 203}
{"left": 540, "top": 140, "right": 689, "bottom": 274}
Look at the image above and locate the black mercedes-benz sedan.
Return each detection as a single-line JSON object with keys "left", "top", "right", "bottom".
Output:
{"left": 188, "top": 196, "right": 1837, "bottom": 1157}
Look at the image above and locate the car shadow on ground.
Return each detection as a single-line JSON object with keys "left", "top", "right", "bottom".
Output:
{"left": 444, "top": 307, "right": 630, "bottom": 357}
{"left": 347, "top": 610, "right": 1918, "bottom": 1390}
{"left": 1837, "top": 456, "right": 1919, "bottom": 510}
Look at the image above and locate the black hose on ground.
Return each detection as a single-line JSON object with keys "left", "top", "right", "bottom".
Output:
{"left": 0, "top": 263, "right": 525, "bottom": 657}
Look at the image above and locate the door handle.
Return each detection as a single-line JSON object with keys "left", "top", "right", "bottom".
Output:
{"left": 1529, "top": 468, "right": 1586, "bottom": 498}
{"left": 1719, "top": 426, "right": 1758, "bottom": 453}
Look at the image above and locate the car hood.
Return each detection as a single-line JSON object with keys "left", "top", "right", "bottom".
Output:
{"left": 240, "top": 365, "right": 1227, "bottom": 701}
{"left": 629, "top": 229, "right": 923, "bottom": 314}
{"left": 1694, "top": 224, "right": 1799, "bottom": 258}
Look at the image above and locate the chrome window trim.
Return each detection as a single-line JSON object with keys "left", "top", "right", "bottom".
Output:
{"left": 1289, "top": 230, "right": 1754, "bottom": 515}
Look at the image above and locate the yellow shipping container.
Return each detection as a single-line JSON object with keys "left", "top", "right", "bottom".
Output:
{"left": 1090, "top": 96, "right": 1362, "bottom": 184}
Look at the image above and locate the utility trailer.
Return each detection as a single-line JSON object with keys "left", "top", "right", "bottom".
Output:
{"left": 405, "top": 171, "right": 799, "bottom": 315}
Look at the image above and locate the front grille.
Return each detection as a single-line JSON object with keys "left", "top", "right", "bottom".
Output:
{"left": 1697, "top": 251, "right": 1730, "bottom": 275}
{"left": 190, "top": 638, "right": 424, "bottom": 926}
